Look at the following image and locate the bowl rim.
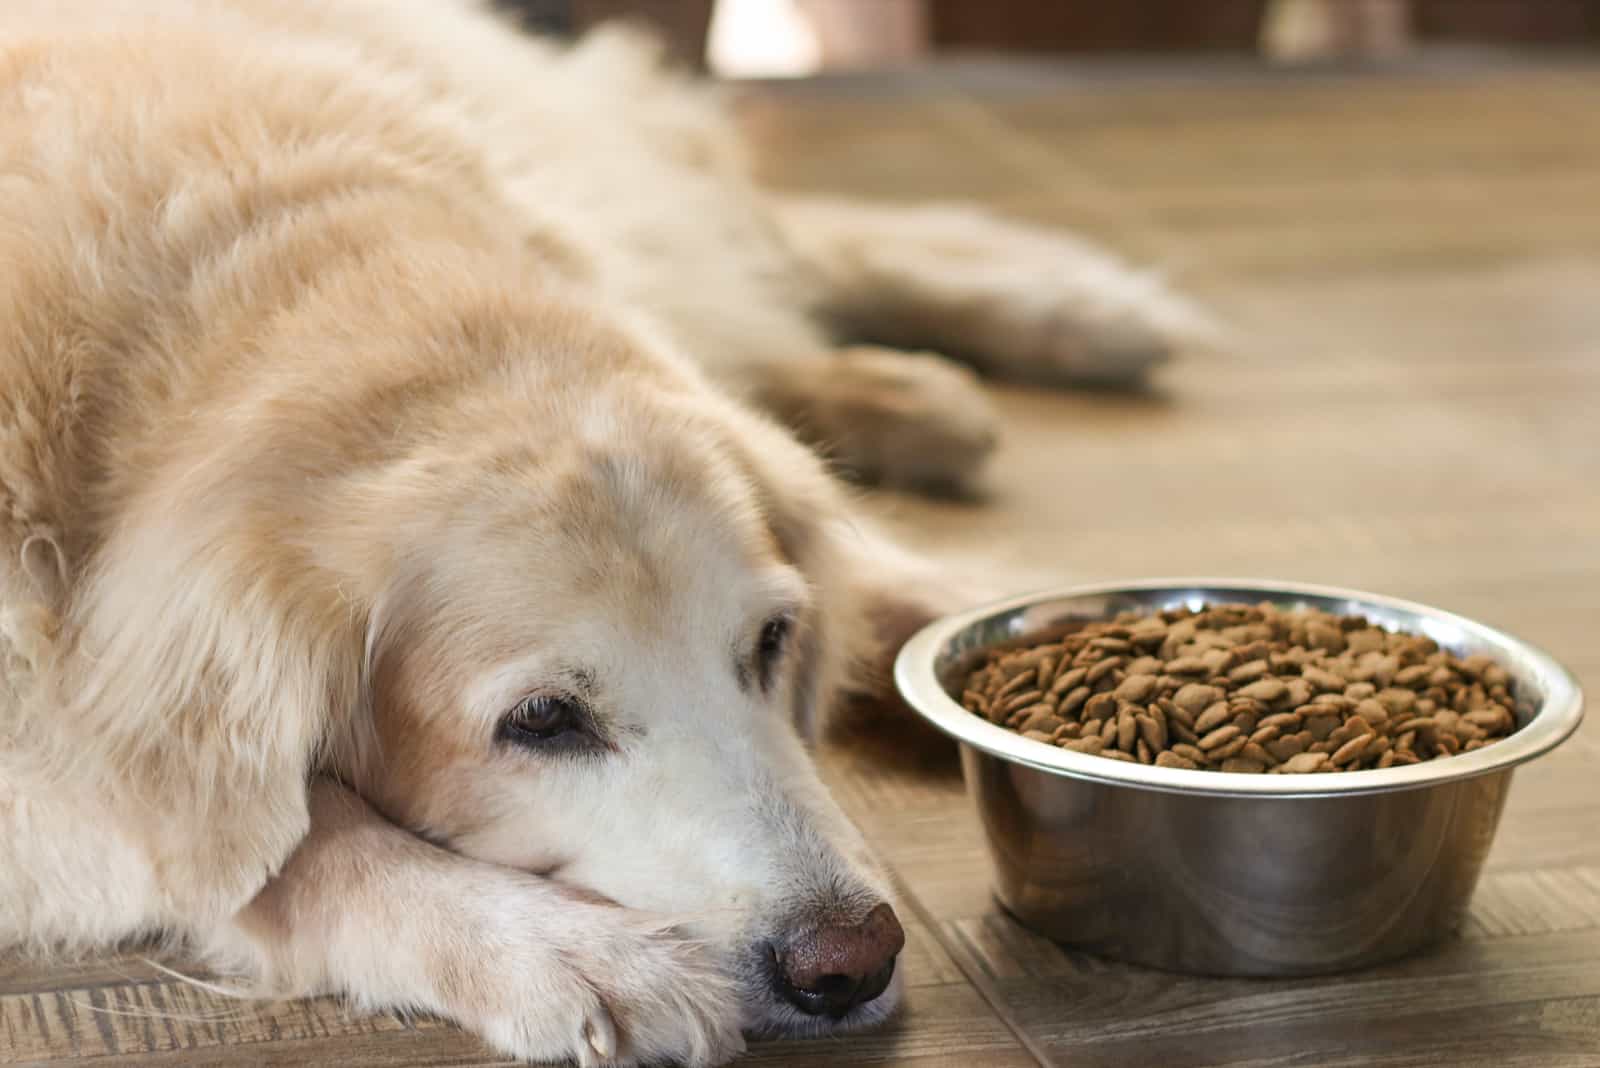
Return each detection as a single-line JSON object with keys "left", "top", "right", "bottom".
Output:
{"left": 894, "top": 577, "right": 1585, "bottom": 799}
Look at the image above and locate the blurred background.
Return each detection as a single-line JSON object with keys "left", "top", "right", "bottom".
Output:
{"left": 498, "top": 0, "right": 1600, "bottom": 74}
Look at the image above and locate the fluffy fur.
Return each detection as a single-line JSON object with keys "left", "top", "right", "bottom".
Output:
{"left": 0, "top": 2, "right": 1196, "bottom": 1064}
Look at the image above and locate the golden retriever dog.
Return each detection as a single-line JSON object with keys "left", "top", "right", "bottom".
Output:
{"left": 0, "top": 1, "right": 1199, "bottom": 1064}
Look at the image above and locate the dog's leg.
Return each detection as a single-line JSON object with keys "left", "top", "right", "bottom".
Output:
{"left": 775, "top": 195, "right": 1208, "bottom": 385}
{"left": 743, "top": 344, "right": 999, "bottom": 494}
{"left": 210, "top": 779, "right": 742, "bottom": 1068}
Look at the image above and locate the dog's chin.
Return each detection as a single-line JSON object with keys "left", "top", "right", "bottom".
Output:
{"left": 740, "top": 967, "right": 905, "bottom": 1041}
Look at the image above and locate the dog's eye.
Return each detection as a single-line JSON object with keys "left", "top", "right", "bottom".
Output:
{"left": 498, "top": 695, "right": 582, "bottom": 746}
{"left": 756, "top": 614, "right": 792, "bottom": 688}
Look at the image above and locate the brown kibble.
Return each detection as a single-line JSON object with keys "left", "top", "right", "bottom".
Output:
{"left": 1345, "top": 629, "right": 1385, "bottom": 655}
{"left": 1310, "top": 693, "right": 1356, "bottom": 714}
{"left": 1306, "top": 620, "right": 1345, "bottom": 652}
{"left": 1237, "top": 678, "right": 1288, "bottom": 703}
{"left": 1240, "top": 741, "right": 1276, "bottom": 765}
{"left": 1194, "top": 701, "right": 1232, "bottom": 734}
{"left": 1376, "top": 688, "right": 1417, "bottom": 717}
{"left": 1249, "top": 724, "right": 1281, "bottom": 746}
{"left": 964, "top": 603, "right": 1518, "bottom": 777}
{"left": 1049, "top": 665, "right": 1089, "bottom": 697}
{"left": 1210, "top": 735, "right": 1249, "bottom": 760}
{"left": 1199, "top": 724, "right": 1242, "bottom": 751}
{"left": 1265, "top": 734, "right": 1307, "bottom": 761}
{"left": 1059, "top": 685, "right": 1093, "bottom": 715}
{"left": 1086, "top": 657, "right": 1124, "bottom": 685}
{"left": 1355, "top": 698, "right": 1389, "bottom": 726}
{"left": 1085, "top": 692, "right": 1119, "bottom": 720}
{"left": 1018, "top": 708, "right": 1063, "bottom": 735}
{"left": 1137, "top": 712, "right": 1167, "bottom": 752}
{"left": 1283, "top": 752, "right": 1331, "bottom": 773}
{"left": 1305, "top": 714, "right": 1341, "bottom": 741}
{"left": 994, "top": 671, "right": 1036, "bottom": 701}
{"left": 1331, "top": 733, "right": 1375, "bottom": 766}
{"left": 1301, "top": 665, "right": 1345, "bottom": 692}
{"left": 1394, "top": 664, "right": 1433, "bottom": 688}
{"left": 999, "top": 690, "right": 1044, "bottom": 717}
{"left": 1129, "top": 620, "right": 1168, "bottom": 647}
{"left": 1466, "top": 707, "right": 1514, "bottom": 733}
{"left": 1159, "top": 695, "right": 1194, "bottom": 728}
{"left": 1115, "top": 674, "right": 1161, "bottom": 703}
{"left": 1117, "top": 710, "right": 1138, "bottom": 753}
{"left": 1227, "top": 659, "right": 1270, "bottom": 683}
{"left": 1282, "top": 678, "right": 1315, "bottom": 708}
{"left": 1173, "top": 683, "right": 1223, "bottom": 715}
{"left": 1227, "top": 695, "right": 1265, "bottom": 716}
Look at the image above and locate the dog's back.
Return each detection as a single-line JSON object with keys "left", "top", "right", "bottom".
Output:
{"left": 0, "top": 0, "right": 545, "bottom": 947}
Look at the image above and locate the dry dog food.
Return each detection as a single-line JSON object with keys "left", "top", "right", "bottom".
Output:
{"left": 961, "top": 602, "right": 1519, "bottom": 773}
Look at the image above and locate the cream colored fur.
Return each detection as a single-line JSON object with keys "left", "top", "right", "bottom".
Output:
{"left": 0, "top": 1, "right": 1197, "bottom": 1064}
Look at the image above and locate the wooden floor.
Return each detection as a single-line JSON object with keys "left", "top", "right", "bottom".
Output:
{"left": 6, "top": 54, "right": 1600, "bottom": 1068}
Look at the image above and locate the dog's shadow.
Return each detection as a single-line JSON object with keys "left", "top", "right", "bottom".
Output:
{"left": 826, "top": 700, "right": 963, "bottom": 782}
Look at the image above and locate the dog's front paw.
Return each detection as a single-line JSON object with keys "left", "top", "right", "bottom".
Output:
{"left": 469, "top": 904, "right": 744, "bottom": 1067}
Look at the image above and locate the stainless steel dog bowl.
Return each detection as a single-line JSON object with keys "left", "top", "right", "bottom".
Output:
{"left": 894, "top": 579, "right": 1584, "bottom": 977}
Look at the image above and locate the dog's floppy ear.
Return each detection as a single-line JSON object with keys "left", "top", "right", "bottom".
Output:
{"left": 24, "top": 505, "right": 367, "bottom": 925}
{"left": 713, "top": 404, "right": 960, "bottom": 742}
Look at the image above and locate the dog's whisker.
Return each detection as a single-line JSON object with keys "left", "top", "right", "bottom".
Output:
{"left": 137, "top": 956, "right": 255, "bottom": 1000}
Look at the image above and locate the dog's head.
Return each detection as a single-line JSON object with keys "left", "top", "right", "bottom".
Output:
{"left": 330, "top": 324, "right": 921, "bottom": 1035}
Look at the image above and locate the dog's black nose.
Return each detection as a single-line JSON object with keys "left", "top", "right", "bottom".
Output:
{"left": 772, "top": 902, "right": 905, "bottom": 1018}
